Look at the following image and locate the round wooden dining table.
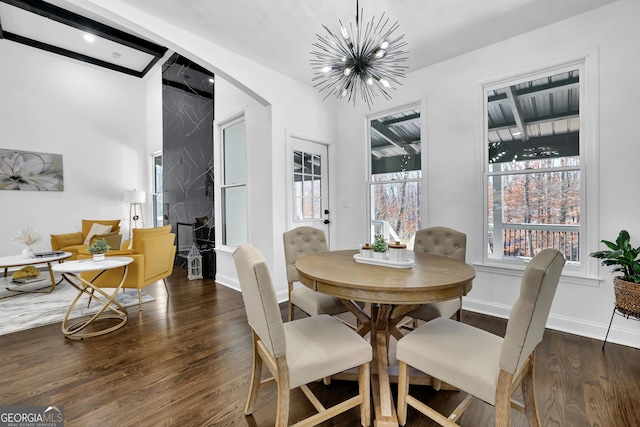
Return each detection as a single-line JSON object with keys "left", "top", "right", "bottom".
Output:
{"left": 296, "top": 249, "right": 476, "bottom": 427}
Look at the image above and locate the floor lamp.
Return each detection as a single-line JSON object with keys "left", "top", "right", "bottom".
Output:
{"left": 124, "top": 189, "right": 146, "bottom": 240}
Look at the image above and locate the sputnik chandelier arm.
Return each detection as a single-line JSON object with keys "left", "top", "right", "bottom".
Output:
{"left": 310, "top": 0, "right": 409, "bottom": 108}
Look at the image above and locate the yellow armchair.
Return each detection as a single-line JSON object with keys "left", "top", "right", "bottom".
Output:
{"left": 50, "top": 219, "right": 122, "bottom": 259}
{"left": 78, "top": 225, "right": 176, "bottom": 310}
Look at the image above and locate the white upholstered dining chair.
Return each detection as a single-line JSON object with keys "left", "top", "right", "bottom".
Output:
{"left": 283, "top": 226, "right": 351, "bottom": 321}
{"left": 396, "top": 248, "right": 565, "bottom": 427}
{"left": 408, "top": 226, "right": 467, "bottom": 323}
{"left": 233, "top": 244, "right": 372, "bottom": 427}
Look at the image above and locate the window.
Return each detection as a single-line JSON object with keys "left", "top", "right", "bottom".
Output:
{"left": 293, "top": 150, "right": 323, "bottom": 220}
{"left": 485, "top": 65, "right": 582, "bottom": 265}
{"left": 368, "top": 105, "right": 421, "bottom": 247}
{"left": 152, "top": 152, "right": 163, "bottom": 228}
{"left": 221, "top": 116, "right": 247, "bottom": 247}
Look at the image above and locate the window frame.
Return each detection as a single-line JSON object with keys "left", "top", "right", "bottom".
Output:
{"left": 151, "top": 150, "right": 163, "bottom": 228}
{"left": 218, "top": 113, "right": 247, "bottom": 249}
{"left": 366, "top": 102, "right": 423, "bottom": 248}
{"left": 479, "top": 54, "right": 600, "bottom": 285}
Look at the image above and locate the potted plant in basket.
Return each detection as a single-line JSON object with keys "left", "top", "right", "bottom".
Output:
{"left": 87, "top": 238, "right": 111, "bottom": 262}
{"left": 589, "top": 230, "right": 640, "bottom": 317}
{"left": 371, "top": 234, "right": 388, "bottom": 260}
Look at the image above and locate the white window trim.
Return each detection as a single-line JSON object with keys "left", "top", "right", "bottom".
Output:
{"left": 366, "top": 101, "right": 424, "bottom": 244}
{"left": 150, "top": 150, "right": 163, "bottom": 229}
{"left": 215, "top": 109, "right": 247, "bottom": 251}
{"left": 478, "top": 51, "right": 600, "bottom": 286}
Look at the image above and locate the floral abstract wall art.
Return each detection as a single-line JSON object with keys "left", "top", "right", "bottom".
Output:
{"left": 0, "top": 148, "right": 64, "bottom": 191}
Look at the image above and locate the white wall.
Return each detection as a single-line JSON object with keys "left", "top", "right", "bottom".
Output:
{"left": 0, "top": 41, "right": 148, "bottom": 256}
{"left": 334, "top": 0, "right": 640, "bottom": 348}
{"left": 60, "top": 0, "right": 340, "bottom": 299}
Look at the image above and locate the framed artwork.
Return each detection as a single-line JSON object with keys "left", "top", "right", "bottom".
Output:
{"left": 0, "top": 148, "right": 64, "bottom": 191}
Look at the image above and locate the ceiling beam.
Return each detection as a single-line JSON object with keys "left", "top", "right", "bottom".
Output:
{"left": 488, "top": 112, "right": 579, "bottom": 132}
{"left": 488, "top": 77, "right": 579, "bottom": 104}
{"left": 2, "top": 30, "right": 145, "bottom": 77}
{"left": 0, "top": 0, "right": 168, "bottom": 77}
{"left": 1, "top": 0, "right": 166, "bottom": 56}
{"left": 506, "top": 85, "right": 529, "bottom": 142}
{"left": 488, "top": 133, "right": 579, "bottom": 163}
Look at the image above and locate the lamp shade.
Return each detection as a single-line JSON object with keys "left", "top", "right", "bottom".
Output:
{"left": 124, "top": 190, "right": 146, "bottom": 203}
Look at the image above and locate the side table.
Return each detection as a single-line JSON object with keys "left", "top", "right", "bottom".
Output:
{"left": 52, "top": 257, "right": 133, "bottom": 340}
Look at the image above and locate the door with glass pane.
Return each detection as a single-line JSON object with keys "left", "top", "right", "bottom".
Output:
{"left": 290, "top": 136, "right": 330, "bottom": 244}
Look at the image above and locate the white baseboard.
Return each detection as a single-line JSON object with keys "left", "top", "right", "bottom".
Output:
{"left": 214, "top": 273, "right": 240, "bottom": 292}
{"left": 463, "top": 298, "right": 640, "bottom": 349}
{"left": 214, "top": 273, "right": 290, "bottom": 303}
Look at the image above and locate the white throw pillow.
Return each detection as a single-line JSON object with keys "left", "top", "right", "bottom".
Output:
{"left": 83, "top": 223, "right": 113, "bottom": 245}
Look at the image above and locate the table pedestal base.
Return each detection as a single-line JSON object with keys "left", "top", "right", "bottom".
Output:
{"left": 339, "top": 301, "right": 454, "bottom": 427}
{"left": 60, "top": 268, "right": 129, "bottom": 340}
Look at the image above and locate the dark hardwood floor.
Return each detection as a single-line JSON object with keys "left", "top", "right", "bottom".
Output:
{"left": 1, "top": 269, "right": 639, "bottom": 426}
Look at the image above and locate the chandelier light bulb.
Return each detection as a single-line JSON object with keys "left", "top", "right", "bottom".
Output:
{"left": 380, "top": 40, "right": 389, "bottom": 49}
{"left": 344, "top": 67, "right": 353, "bottom": 76}
{"left": 322, "top": 66, "right": 332, "bottom": 73}
{"left": 340, "top": 25, "right": 350, "bottom": 40}
{"left": 374, "top": 49, "right": 385, "bottom": 59}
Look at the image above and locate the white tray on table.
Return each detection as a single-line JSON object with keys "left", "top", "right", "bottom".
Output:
{"left": 353, "top": 253, "right": 414, "bottom": 268}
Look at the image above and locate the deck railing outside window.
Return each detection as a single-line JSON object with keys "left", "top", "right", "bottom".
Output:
{"left": 489, "top": 223, "right": 580, "bottom": 262}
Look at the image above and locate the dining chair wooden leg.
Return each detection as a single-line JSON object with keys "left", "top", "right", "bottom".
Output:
{"left": 495, "top": 371, "right": 513, "bottom": 427}
{"left": 138, "top": 289, "right": 143, "bottom": 311}
{"left": 163, "top": 278, "right": 169, "bottom": 294}
{"left": 397, "top": 361, "right": 409, "bottom": 426}
{"left": 288, "top": 301, "right": 294, "bottom": 321}
{"left": 245, "top": 333, "right": 263, "bottom": 415}
{"left": 359, "top": 362, "right": 371, "bottom": 427}
{"left": 275, "top": 357, "right": 290, "bottom": 427}
{"left": 521, "top": 355, "right": 541, "bottom": 427}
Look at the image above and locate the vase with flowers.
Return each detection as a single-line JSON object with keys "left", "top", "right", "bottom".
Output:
{"left": 11, "top": 227, "right": 39, "bottom": 259}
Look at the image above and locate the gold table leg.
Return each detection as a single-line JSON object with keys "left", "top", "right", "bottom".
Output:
{"left": 61, "top": 265, "right": 129, "bottom": 340}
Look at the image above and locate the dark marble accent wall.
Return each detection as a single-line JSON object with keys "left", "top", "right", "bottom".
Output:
{"left": 162, "top": 53, "right": 215, "bottom": 278}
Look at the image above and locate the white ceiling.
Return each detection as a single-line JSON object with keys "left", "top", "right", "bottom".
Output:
{"left": 116, "top": 0, "right": 616, "bottom": 83}
{"left": 3, "top": 0, "right": 617, "bottom": 83}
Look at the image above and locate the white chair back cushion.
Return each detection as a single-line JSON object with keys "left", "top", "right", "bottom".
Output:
{"left": 500, "top": 248, "right": 565, "bottom": 373}
{"left": 414, "top": 226, "right": 466, "bottom": 261}
{"left": 283, "top": 226, "right": 328, "bottom": 283}
{"left": 233, "top": 244, "right": 286, "bottom": 358}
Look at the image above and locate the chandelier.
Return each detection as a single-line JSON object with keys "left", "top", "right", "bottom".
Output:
{"left": 310, "top": 0, "right": 409, "bottom": 108}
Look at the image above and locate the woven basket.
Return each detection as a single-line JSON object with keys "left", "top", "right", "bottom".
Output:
{"left": 613, "top": 277, "right": 640, "bottom": 318}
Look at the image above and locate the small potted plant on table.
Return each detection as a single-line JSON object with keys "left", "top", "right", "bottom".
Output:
{"left": 371, "top": 234, "right": 388, "bottom": 260}
{"left": 590, "top": 230, "right": 640, "bottom": 317}
{"left": 87, "top": 239, "right": 111, "bottom": 262}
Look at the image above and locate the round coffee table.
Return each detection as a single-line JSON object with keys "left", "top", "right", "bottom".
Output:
{"left": 52, "top": 257, "right": 133, "bottom": 340}
{"left": 0, "top": 251, "right": 72, "bottom": 298}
